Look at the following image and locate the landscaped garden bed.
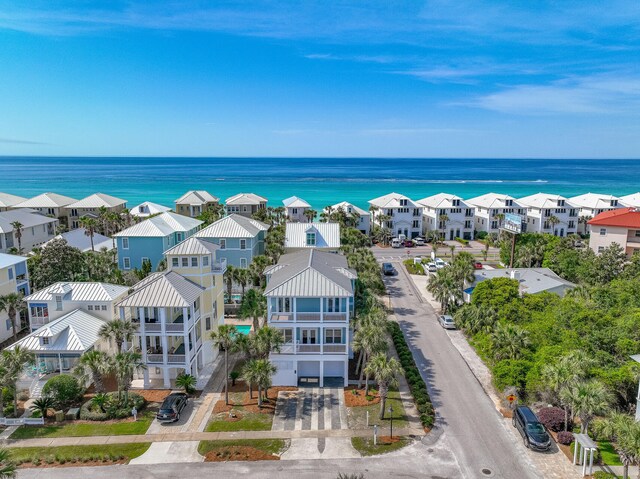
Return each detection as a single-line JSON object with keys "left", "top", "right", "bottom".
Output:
{"left": 346, "top": 389, "right": 408, "bottom": 429}
{"left": 197, "top": 439, "right": 288, "bottom": 462}
{"left": 344, "top": 387, "right": 380, "bottom": 407}
{"left": 351, "top": 435, "right": 410, "bottom": 456}
{"left": 8, "top": 443, "right": 151, "bottom": 468}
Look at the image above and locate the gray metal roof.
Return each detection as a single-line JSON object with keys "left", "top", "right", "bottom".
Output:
{"left": 67, "top": 193, "right": 127, "bottom": 209}
{"left": 283, "top": 196, "right": 311, "bottom": 208}
{"left": 284, "top": 222, "right": 341, "bottom": 249}
{"left": 264, "top": 249, "right": 355, "bottom": 298}
{"left": 175, "top": 190, "right": 219, "bottom": 205}
{"left": 15, "top": 192, "right": 78, "bottom": 208}
{"left": 0, "top": 209, "right": 58, "bottom": 234}
{"left": 471, "top": 268, "right": 575, "bottom": 296}
{"left": 114, "top": 212, "right": 202, "bottom": 237}
{"left": 194, "top": 214, "right": 269, "bottom": 239}
{"left": 225, "top": 193, "right": 268, "bottom": 205}
{"left": 368, "top": 192, "right": 420, "bottom": 209}
{"left": 329, "top": 201, "right": 368, "bottom": 216}
{"left": 164, "top": 237, "right": 220, "bottom": 256}
{"left": 0, "top": 253, "right": 26, "bottom": 269}
{"left": 46, "top": 228, "right": 113, "bottom": 252}
{"left": 7, "top": 309, "right": 104, "bottom": 353}
{"left": 117, "top": 271, "right": 205, "bottom": 308}
{"left": 26, "top": 282, "right": 129, "bottom": 302}
{"left": 130, "top": 201, "right": 172, "bottom": 217}
{"left": 0, "top": 192, "right": 27, "bottom": 209}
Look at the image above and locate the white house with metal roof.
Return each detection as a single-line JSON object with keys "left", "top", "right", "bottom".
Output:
{"left": 568, "top": 193, "right": 622, "bottom": 234}
{"left": 0, "top": 192, "right": 27, "bottom": 212}
{"left": 466, "top": 192, "right": 528, "bottom": 235}
{"left": 418, "top": 193, "right": 475, "bottom": 241}
{"left": 45, "top": 227, "right": 113, "bottom": 253}
{"left": 193, "top": 214, "right": 268, "bottom": 268}
{"left": 368, "top": 192, "right": 423, "bottom": 239}
{"left": 0, "top": 253, "right": 30, "bottom": 344}
{"left": 114, "top": 212, "right": 202, "bottom": 271}
{"left": 285, "top": 222, "right": 341, "bottom": 251}
{"left": 174, "top": 191, "right": 219, "bottom": 218}
{"left": 283, "top": 196, "right": 312, "bottom": 223}
{"left": 0, "top": 209, "right": 58, "bottom": 253}
{"left": 264, "top": 249, "right": 356, "bottom": 387}
{"left": 14, "top": 192, "right": 78, "bottom": 228}
{"left": 518, "top": 193, "right": 578, "bottom": 237}
{"left": 464, "top": 268, "right": 575, "bottom": 302}
{"left": 326, "top": 202, "right": 370, "bottom": 235}
{"left": 225, "top": 193, "right": 268, "bottom": 218}
{"left": 130, "top": 201, "right": 172, "bottom": 218}
{"left": 620, "top": 193, "right": 640, "bottom": 208}
{"left": 65, "top": 193, "right": 128, "bottom": 229}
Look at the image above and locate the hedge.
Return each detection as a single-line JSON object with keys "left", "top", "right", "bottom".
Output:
{"left": 455, "top": 237, "right": 469, "bottom": 246}
{"left": 388, "top": 321, "right": 435, "bottom": 429}
{"left": 80, "top": 392, "right": 145, "bottom": 421}
{"left": 403, "top": 259, "right": 425, "bottom": 275}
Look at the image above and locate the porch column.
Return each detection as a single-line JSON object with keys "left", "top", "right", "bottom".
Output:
{"left": 293, "top": 298, "right": 297, "bottom": 322}
{"left": 343, "top": 360, "right": 348, "bottom": 387}
{"left": 162, "top": 367, "right": 171, "bottom": 388}
{"left": 58, "top": 354, "right": 63, "bottom": 373}
{"left": 119, "top": 306, "right": 126, "bottom": 321}
{"left": 139, "top": 309, "right": 147, "bottom": 367}
{"left": 160, "top": 308, "right": 168, "bottom": 366}
{"left": 143, "top": 369, "right": 150, "bottom": 388}
{"left": 319, "top": 360, "right": 324, "bottom": 387}
{"left": 320, "top": 297, "right": 324, "bottom": 322}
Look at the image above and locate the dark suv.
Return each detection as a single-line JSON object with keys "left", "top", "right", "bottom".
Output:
{"left": 382, "top": 263, "right": 395, "bottom": 276}
{"left": 156, "top": 392, "right": 188, "bottom": 423}
{"left": 513, "top": 406, "right": 551, "bottom": 451}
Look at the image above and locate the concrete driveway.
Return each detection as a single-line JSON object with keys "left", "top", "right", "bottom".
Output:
{"left": 146, "top": 399, "right": 198, "bottom": 434}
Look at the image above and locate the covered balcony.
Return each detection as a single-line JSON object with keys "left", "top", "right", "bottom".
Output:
{"left": 268, "top": 297, "right": 350, "bottom": 323}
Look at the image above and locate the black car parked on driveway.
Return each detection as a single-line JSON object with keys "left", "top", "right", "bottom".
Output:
{"left": 156, "top": 392, "right": 188, "bottom": 423}
{"left": 513, "top": 405, "right": 551, "bottom": 451}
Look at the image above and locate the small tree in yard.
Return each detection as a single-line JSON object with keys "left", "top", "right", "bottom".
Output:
{"left": 112, "top": 352, "right": 145, "bottom": 406}
{"left": 42, "top": 375, "right": 84, "bottom": 410}
{"left": 238, "top": 289, "right": 267, "bottom": 332}
{"left": 0, "top": 447, "right": 16, "bottom": 479}
{"left": 2, "top": 346, "right": 35, "bottom": 417}
{"left": 364, "top": 353, "right": 403, "bottom": 419}
{"left": 0, "top": 294, "right": 26, "bottom": 342}
{"left": 30, "top": 397, "right": 55, "bottom": 419}
{"left": 211, "top": 325, "right": 239, "bottom": 405}
{"left": 74, "top": 350, "right": 110, "bottom": 393}
{"left": 176, "top": 373, "right": 196, "bottom": 394}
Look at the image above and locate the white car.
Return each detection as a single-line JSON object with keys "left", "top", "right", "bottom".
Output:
{"left": 425, "top": 262, "right": 437, "bottom": 273}
{"left": 438, "top": 315, "right": 456, "bottom": 329}
{"left": 434, "top": 258, "right": 448, "bottom": 269}
{"left": 413, "top": 237, "right": 425, "bottom": 246}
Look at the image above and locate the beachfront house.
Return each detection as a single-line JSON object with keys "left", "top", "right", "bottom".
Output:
{"left": 588, "top": 208, "right": 640, "bottom": 258}
{"left": 174, "top": 190, "right": 219, "bottom": 218}
{"left": 193, "top": 214, "right": 268, "bottom": 268}
{"left": 0, "top": 209, "right": 58, "bottom": 253}
{"left": 418, "top": 193, "right": 475, "bottom": 241}
{"left": 64, "top": 193, "right": 128, "bottom": 229}
{"left": 114, "top": 212, "right": 202, "bottom": 271}
{"left": 225, "top": 193, "right": 268, "bottom": 219}
{"left": 0, "top": 253, "right": 30, "bottom": 344}
{"left": 264, "top": 249, "right": 356, "bottom": 387}
{"left": 0, "top": 193, "right": 27, "bottom": 212}
{"left": 518, "top": 193, "right": 578, "bottom": 237}
{"left": 130, "top": 201, "right": 172, "bottom": 218}
{"left": 326, "top": 202, "right": 370, "bottom": 236}
{"left": 14, "top": 192, "right": 77, "bottom": 228}
{"left": 569, "top": 193, "right": 622, "bottom": 234}
{"left": 44, "top": 228, "right": 113, "bottom": 253}
{"left": 620, "top": 193, "right": 640, "bottom": 209}
{"left": 284, "top": 222, "right": 341, "bottom": 251}
{"left": 283, "top": 196, "right": 312, "bottom": 223}
{"left": 466, "top": 193, "right": 527, "bottom": 235}
{"left": 117, "top": 237, "right": 225, "bottom": 388}
{"left": 368, "top": 192, "right": 423, "bottom": 239}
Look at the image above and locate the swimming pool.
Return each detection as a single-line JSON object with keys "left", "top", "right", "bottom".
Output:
{"left": 236, "top": 325, "right": 252, "bottom": 335}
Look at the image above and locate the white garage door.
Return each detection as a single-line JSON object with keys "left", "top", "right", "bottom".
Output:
{"left": 323, "top": 361, "right": 345, "bottom": 377}
{"left": 272, "top": 360, "right": 297, "bottom": 386}
{"left": 298, "top": 361, "right": 320, "bottom": 378}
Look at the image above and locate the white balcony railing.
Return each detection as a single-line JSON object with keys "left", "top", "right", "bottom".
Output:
{"left": 297, "top": 312, "right": 321, "bottom": 321}
{"left": 212, "top": 258, "right": 227, "bottom": 274}
{"left": 168, "top": 354, "right": 186, "bottom": 364}
{"left": 323, "top": 344, "right": 347, "bottom": 354}
{"left": 271, "top": 313, "right": 294, "bottom": 322}
{"left": 323, "top": 312, "right": 347, "bottom": 322}
{"left": 297, "top": 344, "right": 321, "bottom": 353}
{"left": 269, "top": 312, "right": 348, "bottom": 322}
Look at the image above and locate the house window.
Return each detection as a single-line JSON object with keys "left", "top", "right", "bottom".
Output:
{"left": 41, "top": 337, "right": 49, "bottom": 345}
{"left": 240, "top": 239, "right": 246, "bottom": 250}
{"left": 412, "top": 220, "right": 419, "bottom": 228}
{"left": 491, "top": 221, "right": 498, "bottom": 229}
{"left": 326, "top": 298, "right": 340, "bottom": 312}
{"left": 400, "top": 199, "right": 407, "bottom": 206}
{"left": 325, "top": 329, "right": 343, "bottom": 344}
{"left": 6, "top": 319, "right": 11, "bottom": 331}
{"left": 122, "top": 237, "right": 129, "bottom": 249}
{"left": 598, "top": 246, "right": 604, "bottom": 253}
{"left": 101, "top": 305, "right": 107, "bottom": 311}
{"left": 7, "top": 268, "right": 13, "bottom": 280}
{"left": 203, "top": 256, "right": 209, "bottom": 266}
{"left": 220, "top": 239, "right": 226, "bottom": 249}
{"left": 306, "top": 233, "right": 316, "bottom": 246}
{"left": 205, "top": 317, "right": 211, "bottom": 330}
{"left": 213, "top": 300, "right": 218, "bottom": 316}
{"left": 182, "top": 257, "right": 189, "bottom": 267}
{"left": 177, "top": 233, "right": 184, "bottom": 242}
{"left": 240, "top": 258, "right": 247, "bottom": 268}
{"left": 172, "top": 257, "right": 179, "bottom": 267}
{"left": 191, "top": 257, "right": 198, "bottom": 267}
{"left": 292, "top": 208, "right": 298, "bottom": 214}
{"left": 281, "top": 329, "right": 293, "bottom": 343}
{"left": 301, "top": 329, "right": 317, "bottom": 344}
{"left": 55, "top": 296, "right": 63, "bottom": 311}
{"left": 88, "top": 305, "right": 94, "bottom": 311}
{"left": 278, "top": 298, "right": 291, "bottom": 312}
{"left": 30, "top": 304, "right": 48, "bottom": 318}
{"left": 123, "top": 257, "right": 131, "bottom": 269}
{"left": 141, "top": 257, "right": 149, "bottom": 265}
{"left": 635, "top": 230, "right": 640, "bottom": 238}
{"left": 600, "top": 228, "right": 607, "bottom": 236}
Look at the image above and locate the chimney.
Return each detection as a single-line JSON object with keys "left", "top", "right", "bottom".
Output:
{"left": 510, "top": 270, "right": 520, "bottom": 282}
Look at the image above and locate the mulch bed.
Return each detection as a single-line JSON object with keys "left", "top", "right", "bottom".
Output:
{"left": 344, "top": 387, "right": 380, "bottom": 407}
{"left": 203, "top": 447, "right": 279, "bottom": 462}
{"left": 378, "top": 436, "right": 401, "bottom": 445}
{"left": 18, "top": 459, "right": 127, "bottom": 469}
{"left": 134, "top": 390, "right": 172, "bottom": 403}
{"left": 213, "top": 386, "right": 297, "bottom": 414}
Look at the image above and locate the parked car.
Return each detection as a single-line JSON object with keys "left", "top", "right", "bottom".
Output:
{"left": 403, "top": 240, "right": 414, "bottom": 247}
{"left": 434, "top": 258, "right": 448, "bottom": 269}
{"left": 512, "top": 406, "right": 551, "bottom": 451}
{"left": 382, "top": 263, "right": 395, "bottom": 276}
{"left": 157, "top": 392, "right": 188, "bottom": 423}
{"left": 413, "top": 237, "right": 425, "bottom": 246}
{"left": 391, "top": 238, "right": 402, "bottom": 248}
{"left": 438, "top": 314, "right": 456, "bottom": 329}
{"left": 426, "top": 262, "right": 437, "bottom": 273}
{"left": 474, "top": 261, "right": 483, "bottom": 270}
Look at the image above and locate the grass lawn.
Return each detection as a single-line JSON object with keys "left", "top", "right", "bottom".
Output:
{"left": 198, "top": 439, "right": 287, "bottom": 461}
{"left": 351, "top": 436, "right": 410, "bottom": 456}
{"left": 205, "top": 408, "right": 273, "bottom": 432}
{"left": 598, "top": 441, "right": 622, "bottom": 466}
{"left": 10, "top": 410, "right": 154, "bottom": 439}
{"left": 8, "top": 443, "right": 151, "bottom": 464}
{"left": 346, "top": 389, "right": 409, "bottom": 430}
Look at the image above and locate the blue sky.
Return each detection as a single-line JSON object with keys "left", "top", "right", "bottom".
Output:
{"left": 0, "top": 0, "right": 639, "bottom": 158}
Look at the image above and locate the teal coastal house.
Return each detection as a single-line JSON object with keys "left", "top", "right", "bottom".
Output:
{"left": 193, "top": 214, "right": 269, "bottom": 268}
{"left": 114, "top": 212, "right": 202, "bottom": 271}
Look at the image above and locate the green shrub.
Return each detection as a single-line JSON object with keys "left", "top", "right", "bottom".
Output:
{"left": 592, "top": 472, "right": 617, "bottom": 479}
{"left": 492, "top": 359, "right": 532, "bottom": 393}
{"left": 455, "top": 237, "right": 469, "bottom": 246}
{"left": 475, "top": 231, "right": 488, "bottom": 240}
{"left": 80, "top": 392, "right": 145, "bottom": 421}
{"left": 42, "top": 375, "right": 84, "bottom": 409}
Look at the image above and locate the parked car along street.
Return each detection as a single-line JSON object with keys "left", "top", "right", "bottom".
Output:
{"left": 438, "top": 314, "right": 456, "bottom": 329}
{"left": 513, "top": 406, "right": 551, "bottom": 451}
{"left": 157, "top": 392, "right": 188, "bottom": 423}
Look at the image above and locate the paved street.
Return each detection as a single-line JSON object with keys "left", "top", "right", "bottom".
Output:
{"left": 383, "top": 263, "right": 542, "bottom": 479}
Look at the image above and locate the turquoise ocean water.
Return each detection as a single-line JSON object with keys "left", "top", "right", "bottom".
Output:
{"left": 1, "top": 157, "right": 639, "bottom": 211}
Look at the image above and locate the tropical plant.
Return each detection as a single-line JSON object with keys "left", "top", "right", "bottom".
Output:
{"left": 438, "top": 214, "right": 449, "bottom": 241}
{"left": 352, "top": 322, "right": 387, "bottom": 392}
{"left": 42, "top": 374, "right": 84, "bottom": 409}
{"left": 238, "top": 288, "right": 267, "bottom": 332}
{"left": 175, "top": 373, "right": 196, "bottom": 394}
{"left": 253, "top": 325, "right": 284, "bottom": 358}
{"left": 426, "top": 268, "right": 461, "bottom": 313}
{"left": 0, "top": 448, "right": 16, "bottom": 479}
{"left": 2, "top": 346, "right": 35, "bottom": 416}
{"left": 30, "top": 397, "right": 55, "bottom": 419}
{"left": 10, "top": 221, "right": 23, "bottom": 253}
{"left": 99, "top": 318, "right": 137, "bottom": 352}
{"left": 112, "top": 351, "right": 146, "bottom": 406}
{"left": 0, "top": 293, "right": 26, "bottom": 342}
{"left": 211, "top": 324, "right": 239, "bottom": 405}
{"left": 224, "top": 264, "right": 236, "bottom": 302}
{"left": 91, "top": 392, "right": 109, "bottom": 413}
{"left": 547, "top": 215, "right": 561, "bottom": 233}
{"left": 304, "top": 209, "right": 317, "bottom": 223}
{"left": 490, "top": 323, "right": 530, "bottom": 360}
{"left": 593, "top": 412, "right": 637, "bottom": 479}
{"left": 364, "top": 353, "right": 403, "bottom": 419}
{"left": 74, "top": 350, "right": 110, "bottom": 393}
{"left": 251, "top": 359, "right": 276, "bottom": 406}
{"left": 79, "top": 216, "right": 99, "bottom": 252}
{"left": 561, "top": 379, "right": 611, "bottom": 433}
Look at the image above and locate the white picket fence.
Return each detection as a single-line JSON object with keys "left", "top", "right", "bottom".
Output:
{"left": 0, "top": 417, "right": 44, "bottom": 426}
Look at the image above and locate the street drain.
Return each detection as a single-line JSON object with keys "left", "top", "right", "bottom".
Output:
{"left": 481, "top": 468, "right": 492, "bottom": 476}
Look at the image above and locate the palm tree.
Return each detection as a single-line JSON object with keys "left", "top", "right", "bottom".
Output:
{"left": 451, "top": 251, "right": 475, "bottom": 290}
{"left": 352, "top": 323, "right": 387, "bottom": 391}
{"left": 490, "top": 323, "right": 530, "bottom": 360}
{"left": 10, "top": 221, "right": 23, "bottom": 253}
{"left": 30, "top": 397, "right": 55, "bottom": 419}
{"left": 241, "top": 359, "right": 260, "bottom": 400}
{"left": 224, "top": 264, "right": 236, "bottom": 302}
{"left": 2, "top": 346, "right": 35, "bottom": 417}
{"left": 304, "top": 209, "right": 317, "bottom": 223}
{"left": 74, "top": 350, "right": 110, "bottom": 393}
{"left": 79, "top": 216, "right": 99, "bottom": 252}
{"left": 482, "top": 241, "right": 489, "bottom": 262}
{"left": 0, "top": 448, "right": 16, "bottom": 479}
{"left": 448, "top": 244, "right": 455, "bottom": 260}
{"left": 175, "top": 373, "right": 196, "bottom": 394}
{"left": 252, "top": 358, "right": 276, "bottom": 406}
{"left": 364, "top": 353, "right": 403, "bottom": 419}
{"left": 112, "top": 351, "right": 145, "bottom": 406}
{"left": 593, "top": 412, "right": 636, "bottom": 479}
{"left": 438, "top": 214, "right": 449, "bottom": 241}
{"left": 99, "top": 318, "right": 137, "bottom": 352}
{"left": 454, "top": 304, "right": 497, "bottom": 335}
{"left": 235, "top": 268, "right": 250, "bottom": 301}
{"left": 547, "top": 215, "right": 561, "bottom": 234}
{"left": 426, "top": 268, "right": 461, "bottom": 314}
{"left": 248, "top": 255, "right": 272, "bottom": 288}
{"left": 238, "top": 289, "right": 267, "bottom": 332}
{"left": 253, "top": 325, "right": 284, "bottom": 359}
{"left": 211, "top": 324, "right": 239, "bottom": 405}
{"left": 561, "top": 379, "right": 611, "bottom": 433}
{"left": 0, "top": 293, "right": 26, "bottom": 342}
{"left": 92, "top": 392, "right": 109, "bottom": 413}
{"left": 492, "top": 213, "right": 505, "bottom": 229}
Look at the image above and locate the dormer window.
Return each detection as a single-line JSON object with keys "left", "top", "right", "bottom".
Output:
{"left": 400, "top": 199, "right": 408, "bottom": 206}
{"left": 557, "top": 200, "right": 565, "bottom": 207}
{"left": 41, "top": 337, "right": 49, "bottom": 345}
{"left": 506, "top": 200, "right": 513, "bottom": 207}
{"left": 306, "top": 232, "right": 316, "bottom": 246}
{"left": 611, "top": 200, "right": 618, "bottom": 206}
{"left": 452, "top": 199, "right": 460, "bottom": 207}
{"left": 55, "top": 296, "right": 63, "bottom": 311}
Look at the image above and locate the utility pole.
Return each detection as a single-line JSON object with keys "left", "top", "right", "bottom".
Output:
{"left": 509, "top": 232, "right": 516, "bottom": 268}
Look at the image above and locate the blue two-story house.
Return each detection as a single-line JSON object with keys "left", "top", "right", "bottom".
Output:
{"left": 0, "top": 253, "right": 30, "bottom": 343}
{"left": 114, "top": 212, "right": 202, "bottom": 271}
{"left": 193, "top": 214, "right": 269, "bottom": 268}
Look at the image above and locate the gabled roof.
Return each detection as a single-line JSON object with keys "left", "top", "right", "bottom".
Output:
{"left": 175, "top": 190, "right": 219, "bottom": 205}
{"left": 264, "top": 249, "right": 355, "bottom": 298}
{"left": 328, "top": 202, "right": 368, "bottom": 216}
{"left": 285, "top": 222, "right": 341, "bottom": 249}
{"left": 15, "top": 192, "right": 77, "bottom": 208}
{"left": 568, "top": 193, "right": 620, "bottom": 210}
{"left": 620, "top": 193, "right": 640, "bottom": 208}
{"left": 46, "top": 228, "right": 113, "bottom": 252}
{"left": 517, "top": 193, "right": 570, "bottom": 209}
{"left": 283, "top": 196, "right": 311, "bottom": 208}
{"left": 165, "top": 237, "right": 220, "bottom": 256}
{"left": 0, "top": 192, "right": 27, "bottom": 209}
{"left": 0, "top": 253, "right": 26, "bottom": 270}
{"left": 67, "top": 193, "right": 127, "bottom": 209}
{"left": 417, "top": 192, "right": 467, "bottom": 209}
{"left": 225, "top": 193, "right": 268, "bottom": 205}
{"left": 471, "top": 268, "right": 575, "bottom": 296}
{"left": 7, "top": 309, "right": 104, "bottom": 353}
{"left": 130, "top": 201, "right": 172, "bottom": 217}
{"left": 117, "top": 271, "right": 205, "bottom": 308}
{"left": 588, "top": 207, "right": 640, "bottom": 228}
{"left": 0, "top": 209, "right": 58, "bottom": 234}
{"left": 194, "top": 214, "right": 269, "bottom": 239}
{"left": 466, "top": 192, "right": 520, "bottom": 209}
{"left": 368, "top": 192, "right": 420, "bottom": 209}
{"left": 114, "top": 212, "right": 202, "bottom": 238}
{"left": 26, "top": 282, "right": 129, "bottom": 302}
